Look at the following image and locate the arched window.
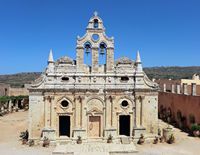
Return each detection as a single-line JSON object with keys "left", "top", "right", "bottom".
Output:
{"left": 94, "top": 19, "right": 99, "bottom": 28}
{"left": 84, "top": 42, "right": 92, "bottom": 66}
{"left": 99, "top": 42, "right": 107, "bottom": 65}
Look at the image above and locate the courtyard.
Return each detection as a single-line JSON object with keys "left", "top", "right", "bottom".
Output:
{"left": 0, "top": 111, "right": 199, "bottom": 155}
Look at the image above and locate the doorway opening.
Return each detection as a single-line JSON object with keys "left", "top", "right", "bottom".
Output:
{"left": 59, "top": 115, "right": 70, "bottom": 137}
{"left": 119, "top": 115, "right": 130, "bottom": 136}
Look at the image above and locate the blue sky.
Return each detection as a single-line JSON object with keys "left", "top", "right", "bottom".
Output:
{"left": 0, "top": 0, "right": 200, "bottom": 74}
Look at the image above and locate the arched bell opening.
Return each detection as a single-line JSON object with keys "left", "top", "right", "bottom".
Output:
{"left": 99, "top": 42, "right": 107, "bottom": 65}
{"left": 93, "top": 19, "right": 99, "bottom": 29}
{"left": 84, "top": 41, "right": 92, "bottom": 66}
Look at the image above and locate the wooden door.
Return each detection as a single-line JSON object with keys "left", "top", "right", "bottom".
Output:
{"left": 88, "top": 116, "right": 101, "bottom": 137}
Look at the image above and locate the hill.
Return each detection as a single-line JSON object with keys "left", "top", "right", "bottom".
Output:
{"left": 144, "top": 66, "right": 200, "bottom": 80}
{"left": 0, "top": 66, "right": 200, "bottom": 87}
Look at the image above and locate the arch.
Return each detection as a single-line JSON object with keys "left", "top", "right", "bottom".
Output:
{"left": 86, "top": 97, "right": 104, "bottom": 114}
{"left": 86, "top": 96, "right": 104, "bottom": 106}
{"left": 99, "top": 42, "right": 107, "bottom": 65}
{"left": 84, "top": 41, "right": 92, "bottom": 66}
{"left": 93, "top": 19, "right": 99, "bottom": 28}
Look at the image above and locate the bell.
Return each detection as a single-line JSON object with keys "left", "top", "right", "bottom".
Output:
{"left": 85, "top": 49, "right": 90, "bottom": 56}
{"left": 85, "top": 45, "right": 90, "bottom": 56}
{"left": 100, "top": 48, "right": 105, "bottom": 56}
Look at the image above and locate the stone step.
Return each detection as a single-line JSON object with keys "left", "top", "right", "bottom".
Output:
{"left": 52, "top": 143, "right": 138, "bottom": 155}
{"left": 74, "top": 152, "right": 108, "bottom": 155}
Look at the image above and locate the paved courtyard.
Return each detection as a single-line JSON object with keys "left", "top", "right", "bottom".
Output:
{"left": 0, "top": 111, "right": 200, "bottom": 155}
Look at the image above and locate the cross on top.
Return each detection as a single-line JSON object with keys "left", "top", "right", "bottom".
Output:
{"left": 94, "top": 11, "right": 98, "bottom": 16}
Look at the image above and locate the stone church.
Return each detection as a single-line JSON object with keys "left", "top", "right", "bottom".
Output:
{"left": 29, "top": 12, "right": 159, "bottom": 143}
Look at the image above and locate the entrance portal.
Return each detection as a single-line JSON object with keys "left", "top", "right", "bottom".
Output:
{"left": 88, "top": 116, "right": 101, "bottom": 137}
{"left": 119, "top": 115, "right": 130, "bottom": 136}
{"left": 59, "top": 116, "right": 70, "bottom": 137}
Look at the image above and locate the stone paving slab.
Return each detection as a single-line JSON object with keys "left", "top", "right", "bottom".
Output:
{"left": 52, "top": 143, "right": 137, "bottom": 155}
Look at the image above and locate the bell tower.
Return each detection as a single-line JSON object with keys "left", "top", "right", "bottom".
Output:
{"left": 76, "top": 12, "right": 114, "bottom": 73}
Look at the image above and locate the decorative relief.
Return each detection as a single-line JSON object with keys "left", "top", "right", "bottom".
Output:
{"left": 115, "top": 57, "right": 134, "bottom": 65}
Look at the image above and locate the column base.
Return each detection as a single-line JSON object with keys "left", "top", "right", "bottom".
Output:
{"left": 104, "top": 128, "right": 117, "bottom": 138}
{"left": 133, "top": 127, "right": 146, "bottom": 139}
{"left": 73, "top": 129, "right": 86, "bottom": 139}
{"left": 41, "top": 128, "right": 56, "bottom": 141}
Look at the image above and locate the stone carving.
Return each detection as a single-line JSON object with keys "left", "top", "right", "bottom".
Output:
{"left": 28, "top": 12, "right": 159, "bottom": 143}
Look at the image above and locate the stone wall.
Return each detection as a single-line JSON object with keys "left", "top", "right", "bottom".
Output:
{"left": 9, "top": 87, "right": 29, "bottom": 96}
{"left": 158, "top": 92, "right": 200, "bottom": 129}
{"left": 0, "top": 83, "right": 10, "bottom": 96}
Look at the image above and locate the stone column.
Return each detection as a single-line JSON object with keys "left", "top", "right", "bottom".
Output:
{"left": 163, "top": 83, "right": 166, "bottom": 92}
{"left": 106, "top": 47, "right": 114, "bottom": 73}
{"left": 140, "top": 96, "right": 145, "bottom": 127}
{"left": 183, "top": 83, "right": 188, "bottom": 95}
{"left": 191, "top": 83, "right": 196, "bottom": 96}
{"left": 44, "top": 96, "right": 50, "bottom": 128}
{"left": 135, "top": 96, "right": 141, "bottom": 127}
{"left": 171, "top": 84, "right": 175, "bottom": 93}
{"left": 105, "top": 96, "right": 112, "bottom": 129}
{"left": 133, "top": 95, "right": 146, "bottom": 138}
{"left": 92, "top": 47, "right": 99, "bottom": 73}
{"left": 76, "top": 47, "right": 84, "bottom": 72}
{"left": 43, "top": 96, "right": 56, "bottom": 141}
{"left": 177, "top": 84, "right": 180, "bottom": 94}
{"left": 73, "top": 96, "right": 86, "bottom": 139}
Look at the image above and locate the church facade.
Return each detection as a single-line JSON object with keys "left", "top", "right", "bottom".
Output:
{"left": 29, "top": 12, "right": 159, "bottom": 143}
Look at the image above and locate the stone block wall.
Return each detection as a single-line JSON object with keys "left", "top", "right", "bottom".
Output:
{"left": 158, "top": 92, "right": 200, "bottom": 129}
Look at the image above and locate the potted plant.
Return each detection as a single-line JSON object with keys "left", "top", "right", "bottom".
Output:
{"left": 107, "top": 134, "right": 113, "bottom": 143}
{"left": 167, "top": 134, "right": 175, "bottom": 144}
{"left": 137, "top": 134, "right": 145, "bottom": 145}
{"left": 77, "top": 136, "right": 82, "bottom": 144}
{"left": 43, "top": 136, "right": 50, "bottom": 147}
{"left": 153, "top": 136, "right": 159, "bottom": 144}
{"left": 28, "top": 140, "right": 34, "bottom": 147}
{"left": 159, "top": 136, "right": 164, "bottom": 143}
{"left": 191, "top": 124, "right": 200, "bottom": 137}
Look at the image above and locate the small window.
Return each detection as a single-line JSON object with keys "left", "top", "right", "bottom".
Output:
{"left": 94, "top": 19, "right": 99, "bottom": 28}
{"left": 61, "top": 100, "right": 69, "bottom": 108}
{"left": 62, "top": 77, "right": 69, "bottom": 81}
{"left": 121, "top": 100, "right": 128, "bottom": 107}
{"left": 121, "top": 76, "right": 129, "bottom": 82}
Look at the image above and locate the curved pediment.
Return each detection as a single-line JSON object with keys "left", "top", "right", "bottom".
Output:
{"left": 115, "top": 57, "right": 134, "bottom": 65}
{"left": 56, "top": 56, "right": 74, "bottom": 65}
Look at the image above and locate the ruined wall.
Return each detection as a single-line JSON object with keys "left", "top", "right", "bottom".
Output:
{"left": 0, "top": 83, "right": 10, "bottom": 96}
{"left": 9, "top": 87, "right": 29, "bottom": 96}
{"left": 158, "top": 92, "right": 200, "bottom": 128}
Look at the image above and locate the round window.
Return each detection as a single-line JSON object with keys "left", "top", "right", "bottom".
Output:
{"left": 61, "top": 100, "right": 69, "bottom": 108}
{"left": 92, "top": 34, "right": 99, "bottom": 41}
{"left": 121, "top": 100, "right": 128, "bottom": 107}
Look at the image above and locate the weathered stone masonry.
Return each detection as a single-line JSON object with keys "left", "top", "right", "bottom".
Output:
{"left": 29, "top": 12, "right": 159, "bottom": 143}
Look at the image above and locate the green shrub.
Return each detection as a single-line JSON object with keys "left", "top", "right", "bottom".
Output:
{"left": 191, "top": 124, "right": 200, "bottom": 131}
